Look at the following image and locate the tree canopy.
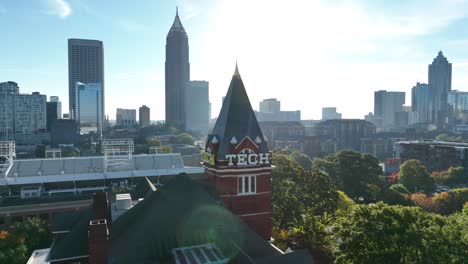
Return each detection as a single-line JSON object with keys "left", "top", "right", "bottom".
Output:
{"left": 398, "top": 159, "right": 435, "bottom": 193}
{"left": 334, "top": 203, "right": 467, "bottom": 264}
{"left": 313, "top": 150, "right": 383, "bottom": 202}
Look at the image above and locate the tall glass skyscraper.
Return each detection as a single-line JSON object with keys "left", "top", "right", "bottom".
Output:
{"left": 428, "top": 51, "right": 452, "bottom": 127}
{"left": 165, "top": 8, "right": 190, "bottom": 129}
{"left": 75, "top": 82, "right": 103, "bottom": 136}
{"left": 68, "top": 39, "right": 104, "bottom": 121}
{"left": 411, "top": 82, "right": 430, "bottom": 124}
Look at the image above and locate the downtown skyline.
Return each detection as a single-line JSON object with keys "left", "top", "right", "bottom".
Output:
{"left": 2, "top": 0, "right": 468, "bottom": 120}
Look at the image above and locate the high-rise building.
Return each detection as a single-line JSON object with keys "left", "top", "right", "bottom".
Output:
{"left": 259, "top": 98, "right": 280, "bottom": 113}
{"left": 68, "top": 38, "right": 104, "bottom": 121}
{"left": 46, "top": 102, "right": 59, "bottom": 131}
{"left": 411, "top": 82, "right": 430, "bottom": 124}
{"left": 428, "top": 51, "right": 452, "bottom": 127}
{"left": 373, "top": 90, "right": 405, "bottom": 130}
{"left": 448, "top": 90, "right": 468, "bottom": 126}
{"left": 322, "top": 107, "right": 342, "bottom": 120}
{"left": 0, "top": 83, "right": 46, "bottom": 140}
{"left": 116, "top": 108, "right": 137, "bottom": 127}
{"left": 75, "top": 82, "right": 103, "bottom": 135}
{"left": 0, "top": 81, "right": 19, "bottom": 95}
{"left": 50, "top": 96, "right": 62, "bottom": 119}
{"left": 139, "top": 105, "right": 150, "bottom": 128}
{"left": 256, "top": 98, "right": 300, "bottom": 122}
{"left": 186, "top": 81, "right": 209, "bottom": 134}
{"left": 165, "top": 8, "right": 190, "bottom": 129}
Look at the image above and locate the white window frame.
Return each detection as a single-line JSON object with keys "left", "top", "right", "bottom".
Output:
{"left": 237, "top": 175, "right": 256, "bottom": 195}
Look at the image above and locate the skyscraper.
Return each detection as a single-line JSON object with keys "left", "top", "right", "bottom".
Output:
{"left": 68, "top": 38, "right": 104, "bottom": 121}
{"left": 139, "top": 105, "right": 150, "bottom": 128}
{"left": 186, "top": 81, "right": 209, "bottom": 134}
{"left": 428, "top": 51, "right": 452, "bottom": 127}
{"left": 259, "top": 98, "right": 281, "bottom": 113}
{"left": 116, "top": 108, "right": 137, "bottom": 127}
{"left": 50, "top": 96, "right": 62, "bottom": 119}
{"left": 411, "top": 82, "right": 430, "bottom": 124}
{"left": 165, "top": 8, "right": 190, "bottom": 129}
{"left": 75, "top": 82, "right": 103, "bottom": 135}
{"left": 374, "top": 90, "right": 405, "bottom": 130}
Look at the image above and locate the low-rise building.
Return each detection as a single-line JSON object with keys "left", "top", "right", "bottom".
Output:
{"left": 395, "top": 140, "right": 468, "bottom": 172}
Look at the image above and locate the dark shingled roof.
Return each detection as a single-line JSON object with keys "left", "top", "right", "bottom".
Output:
{"left": 51, "top": 210, "right": 84, "bottom": 233}
{"left": 207, "top": 65, "right": 269, "bottom": 158}
{"left": 48, "top": 175, "right": 313, "bottom": 264}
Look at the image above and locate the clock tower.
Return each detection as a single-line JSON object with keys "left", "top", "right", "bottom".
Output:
{"left": 203, "top": 64, "right": 272, "bottom": 240}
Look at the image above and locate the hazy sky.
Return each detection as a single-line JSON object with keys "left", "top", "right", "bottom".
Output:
{"left": 2, "top": 0, "right": 468, "bottom": 120}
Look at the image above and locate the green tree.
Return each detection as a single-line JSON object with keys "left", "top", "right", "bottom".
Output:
{"left": 148, "top": 139, "right": 161, "bottom": 147}
{"left": 389, "top": 183, "right": 410, "bottom": 195}
{"left": 62, "top": 146, "right": 79, "bottom": 157}
{"left": 436, "top": 133, "right": 451, "bottom": 141}
{"left": 399, "top": 159, "right": 435, "bottom": 193}
{"left": 290, "top": 150, "right": 312, "bottom": 170}
{"left": 170, "top": 133, "right": 195, "bottom": 145}
{"left": 161, "top": 145, "right": 172, "bottom": 153}
{"left": 334, "top": 203, "right": 464, "bottom": 264}
{"left": 14, "top": 218, "right": 52, "bottom": 255}
{"left": 313, "top": 150, "right": 383, "bottom": 202}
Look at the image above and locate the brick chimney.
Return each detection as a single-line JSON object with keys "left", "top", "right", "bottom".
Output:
{"left": 88, "top": 219, "right": 108, "bottom": 264}
{"left": 93, "top": 192, "right": 111, "bottom": 224}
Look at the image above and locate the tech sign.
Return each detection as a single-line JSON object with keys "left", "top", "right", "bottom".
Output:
{"left": 225, "top": 151, "right": 271, "bottom": 166}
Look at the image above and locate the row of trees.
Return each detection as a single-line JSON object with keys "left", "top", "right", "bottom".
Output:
{"left": 0, "top": 218, "right": 52, "bottom": 264}
{"left": 271, "top": 150, "right": 468, "bottom": 263}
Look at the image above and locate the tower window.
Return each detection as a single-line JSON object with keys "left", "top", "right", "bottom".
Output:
{"left": 238, "top": 175, "right": 256, "bottom": 195}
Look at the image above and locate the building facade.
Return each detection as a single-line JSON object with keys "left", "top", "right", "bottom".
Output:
{"left": 116, "top": 108, "right": 137, "bottom": 127}
{"left": 374, "top": 90, "right": 405, "bottom": 131}
{"left": 256, "top": 98, "right": 301, "bottom": 122}
{"left": 448, "top": 90, "right": 468, "bottom": 126}
{"left": 75, "top": 82, "right": 103, "bottom": 135}
{"left": 395, "top": 140, "right": 468, "bottom": 172}
{"left": 68, "top": 38, "right": 104, "bottom": 122}
{"left": 428, "top": 51, "right": 452, "bottom": 127}
{"left": 50, "top": 96, "right": 62, "bottom": 119}
{"left": 314, "top": 119, "right": 376, "bottom": 152}
{"left": 259, "top": 121, "right": 305, "bottom": 149}
{"left": 411, "top": 82, "right": 430, "bottom": 124}
{"left": 322, "top": 107, "right": 342, "bottom": 120}
{"left": 0, "top": 83, "right": 47, "bottom": 140}
{"left": 186, "top": 80, "right": 209, "bottom": 134}
{"left": 259, "top": 98, "right": 281, "bottom": 113}
{"left": 165, "top": 8, "right": 190, "bottom": 129}
{"left": 203, "top": 65, "right": 272, "bottom": 240}
{"left": 139, "top": 105, "right": 150, "bottom": 128}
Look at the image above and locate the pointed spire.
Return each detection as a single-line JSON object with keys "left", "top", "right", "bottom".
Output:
{"left": 167, "top": 6, "right": 186, "bottom": 36}
{"left": 233, "top": 62, "right": 240, "bottom": 78}
{"left": 176, "top": 6, "right": 179, "bottom": 16}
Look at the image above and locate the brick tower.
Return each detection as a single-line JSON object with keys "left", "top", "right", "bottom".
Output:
{"left": 203, "top": 64, "right": 272, "bottom": 240}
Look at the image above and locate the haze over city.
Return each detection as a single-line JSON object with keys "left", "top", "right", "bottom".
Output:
{"left": 2, "top": 0, "right": 468, "bottom": 120}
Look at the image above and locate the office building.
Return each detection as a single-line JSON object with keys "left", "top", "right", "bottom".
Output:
{"left": 186, "top": 80, "right": 209, "bottom": 134}
{"left": 165, "top": 8, "right": 190, "bottom": 129}
{"left": 322, "top": 107, "right": 342, "bottom": 120}
{"left": 411, "top": 82, "right": 430, "bottom": 124}
{"left": 374, "top": 90, "right": 405, "bottom": 130}
{"left": 448, "top": 90, "right": 468, "bottom": 126}
{"left": 0, "top": 81, "right": 19, "bottom": 95}
{"left": 46, "top": 102, "right": 59, "bottom": 131}
{"left": 0, "top": 83, "right": 46, "bottom": 140}
{"left": 74, "top": 82, "right": 103, "bottom": 135}
{"left": 428, "top": 51, "right": 452, "bottom": 127}
{"left": 256, "top": 98, "right": 301, "bottom": 122}
{"left": 68, "top": 38, "right": 104, "bottom": 122}
{"left": 395, "top": 140, "right": 468, "bottom": 172}
{"left": 314, "top": 119, "right": 376, "bottom": 152}
{"left": 116, "top": 108, "right": 137, "bottom": 127}
{"left": 259, "top": 121, "right": 305, "bottom": 149}
{"left": 138, "top": 105, "right": 150, "bottom": 128}
{"left": 259, "top": 98, "right": 281, "bottom": 113}
{"left": 50, "top": 119, "right": 78, "bottom": 145}
{"left": 50, "top": 96, "right": 62, "bottom": 119}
